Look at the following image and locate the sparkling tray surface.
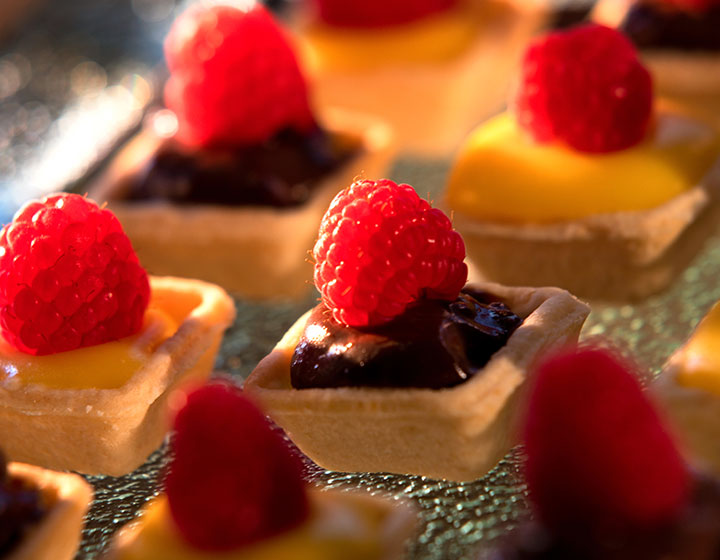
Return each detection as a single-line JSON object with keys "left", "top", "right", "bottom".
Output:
{"left": 1, "top": 1, "right": 717, "bottom": 559}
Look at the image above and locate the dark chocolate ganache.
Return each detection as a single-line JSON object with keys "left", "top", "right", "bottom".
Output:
{"left": 125, "top": 126, "right": 358, "bottom": 207}
{"left": 290, "top": 289, "right": 523, "bottom": 390}
{"left": 486, "top": 474, "right": 720, "bottom": 560}
{"left": 0, "top": 451, "right": 46, "bottom": 556}
{"left": 621, "top": 2, "right": 720, "bottom": 51}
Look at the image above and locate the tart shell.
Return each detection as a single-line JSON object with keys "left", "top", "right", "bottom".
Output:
{"left": 299, "top": 0, "right": 545, "bottom": 157}
{"left": 244, "top": 282, "right": 590, "bottom": 481}
{"left": 0, "top": 276, "right": 235, "bottom": 476}
{"left": 6, "top": 462, "right": 92, "bottom": 560}
{"left": 88, "top": 109, "right": 394, "bottom": 301}
{"left": 453, "top": 158, "right": 720, "bottom": 301}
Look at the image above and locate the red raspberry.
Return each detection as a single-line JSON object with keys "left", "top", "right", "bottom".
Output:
{"left": 312, "top": 0, "right": 459, "bottom": 28}
{"left": 0, "top": 193, "right": 150, "bottom": 355}
{"left": 167, "top": 382, "right": 309, "bottom": 551}
{"left": 524, "top": 348, "right": 690, "bottom": 538}
{"left": 164, "top": 3, "right": 315, "bottom": 148}
{"left": 513, "top": 24, "right": 653, "bottom": 153}
{"left": 313, "top": 179, "right": 467, "bottom": 327}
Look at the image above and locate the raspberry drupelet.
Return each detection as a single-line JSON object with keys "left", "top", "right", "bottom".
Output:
{"left": 0, "top": 193, "right": 150, "bottom": 355}
{"left": 313, "top": 179, "right": 468, "bottom": 327}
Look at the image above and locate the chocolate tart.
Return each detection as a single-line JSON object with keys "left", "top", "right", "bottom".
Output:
{"left": 593, "top": 0, "right": 720, "bottom": 125}
{"left": 5, "top": 462, "right": 92, "bottom": 560}
{"left": 297, "top": 0, "right": 545, "bottom": 157}
{"left": 0, "top": 276, "right": 235, "bottom": 476}
{"left": 245, "top": 282, "right": 589, "bottom": 481}
{"left": 88, "top": 109, "right": 394, "bottom": 301}
{"left": 104, "top": 489, "right": 416, "bottom": 560}
{"left": 452, "top": 137, "right": 720, "bottom": 302}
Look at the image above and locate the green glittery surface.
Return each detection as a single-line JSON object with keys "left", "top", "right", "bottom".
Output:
{"left": 76, "top": 158, "right": 720, "bottom": 559}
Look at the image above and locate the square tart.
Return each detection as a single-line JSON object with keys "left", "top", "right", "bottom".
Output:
{"left": 104, "top": 489, "right": 417, "bottom": 560}
{"left": 593, "top": 0, "right": 720, "bottom": 127}
{"left": 653, "top": 304, "right": 720, "bottom": 477}
{"left": 0, "top": 276, "right": 235, "bottom": 476}
{"left": 454, "top": 156, "right": 720, "bottom": 302}
{"left": 87, "top": 108, "right": 394, "bottom": 301}
{"left": 244, "top": 282, "right": 590, "bottom": 481}
{"left": 297, "top": 0, "right": 545, "bottom": 157}
{"left": 6, "top": 462, "right": 92, "bottom": 560}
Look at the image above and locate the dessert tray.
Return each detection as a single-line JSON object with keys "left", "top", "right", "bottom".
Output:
{"left": 1, "top": 0, "right": 716, "bottom": 559}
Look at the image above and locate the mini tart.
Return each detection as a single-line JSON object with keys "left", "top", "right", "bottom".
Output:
{"left": 593, "top": 0, "right": 720, "bottom": 126}
{"left": 296, "top": 0, "right": 545, "bottom": 157}
{"left": 6, "top": 462, "right": 92, "bottom": 560}
{"left": 87, "top": 108, "right": 394, "bottom": 301}
{"left": 0, "top": 276, "right": 235, "bottom": 476}
{"left": 104, "top": 489, "right": 416, "bottom": 560}
{"left": 245, "top": 282, "right": 589, "bottom": 481}
{"left": 654, "top": 300, "right": 720, "bottom": 477}
{"left": 447, "top": 110, "right": 720, "bottom": 301}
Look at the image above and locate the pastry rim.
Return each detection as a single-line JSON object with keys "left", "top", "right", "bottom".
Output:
{"left": 245, "top": 282, "right": 590, "bottom": 480}
{"left": 6, "top": 462, "right": 92, "bottom": 560}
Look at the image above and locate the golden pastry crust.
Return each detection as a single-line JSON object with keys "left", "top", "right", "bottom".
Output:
{"left": 0, "top": 276, "right": 235, "bottom": 476}
{"left": 88, "top": 109, "right": 394, "bottom": 301}
{"left": 299, "top": 0, "right": 545, "bottom": 157}
{"left": 454, "top": 158, "right": 720, "bottom": 301}
{"left": 654, "top": 335, "right": 720, "bottom": 477}
{"left": 6, "top": 462, "right": 92, "bottom": 560}
{"left": 105, "top": 489, "right": 416, "bottom": 560}
{"left": 245, "top": 282, "right": 590, "bottom": 481}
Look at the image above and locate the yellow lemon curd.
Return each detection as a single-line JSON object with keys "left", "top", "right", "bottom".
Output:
{"left": 676, "top": 301, "right": 720, "bottom": 396}
{"left": 446, "top": 110, "right": 720, "bottom": 223}
{"left": 112, "top": 494, "right": 387, "bottom": 560}
{"left": 300, "top": 1, "right": 479, "bottom": 71}
{"left": 0, "top": 308, "right": 178, "bottom": 390}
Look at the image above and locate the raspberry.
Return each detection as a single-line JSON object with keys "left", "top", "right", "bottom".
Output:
{"left": 313, "top": 179, "right": 467, "bottom": 327}
{"left": 166, "top": 382, "right": 309, "bottom": 551}
{"left": 0, "top": 194, "right": 149, "bottom": 355}
{"left": 523, "top": 348, "right": 690, "bottom": 539}
{"left": 164, "top": 3, "right": 315, "bottom": 148}
{"left": 513, "top": 24, "right": 653, "bottom": 153}
{"left": 312, "top": 0, "right": 459, "bottom": 28}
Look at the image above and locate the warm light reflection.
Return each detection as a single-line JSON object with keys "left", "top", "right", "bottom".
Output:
{"left": 305, "top": 323, "right": 329, "bottom": 344}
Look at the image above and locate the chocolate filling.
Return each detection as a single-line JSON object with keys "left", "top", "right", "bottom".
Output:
{"left": 124, "top": 126, "right": 358, "bottom": 207}
{"left": 290, "top": 289, "right": 523, "bottom": 390}
{"left": 487, "top": 474, "right": 720, "bottom": 560}
{"left": 0, "top": 451, "right": 46, "bottom": 556}
{"left": 621, "top": 3, "right": 720, "bottom": 51}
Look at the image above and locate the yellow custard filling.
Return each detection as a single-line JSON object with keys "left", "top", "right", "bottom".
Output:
{"left": 0, "top": 308, "right": 178, "bottom": 390}
{"left": 300, "top": 2, "right": 479, "bottom": 71}
{"left": 676, "top": 301, "right": 720, "bottom": 396}
{"left": 113, "top": 494, "right": 386, "bottom": 560}
{"left": 446, "top": 110, "right": 720, "bottom": 223}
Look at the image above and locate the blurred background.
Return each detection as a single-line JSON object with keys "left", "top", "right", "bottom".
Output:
{"left": 0, "top": 0, "right": 595, "bottom": 223}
